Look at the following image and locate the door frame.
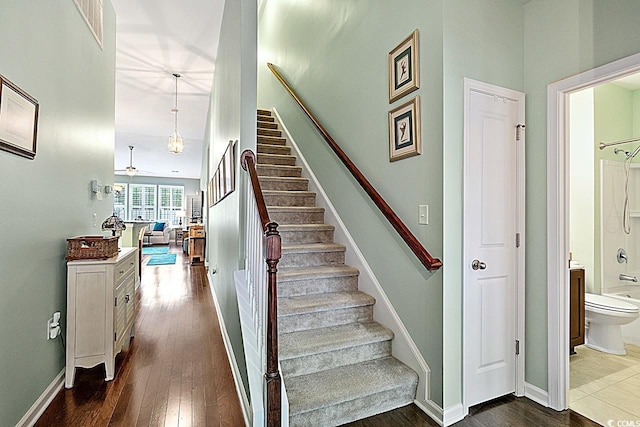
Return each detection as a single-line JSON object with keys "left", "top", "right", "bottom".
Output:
{"left": 547, "top": 51, "right": 640, "bottom": 411}
{"left": 462, "top": 78, "right": 526, "bottom": 414}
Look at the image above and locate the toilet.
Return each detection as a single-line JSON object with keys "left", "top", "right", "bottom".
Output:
{"left": 585, "top": 293, "right": 639, "bottom": 355}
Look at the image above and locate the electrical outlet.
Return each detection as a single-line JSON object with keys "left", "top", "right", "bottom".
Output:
{"left": 47, "top": 311, "right": 61, "bottom": 340}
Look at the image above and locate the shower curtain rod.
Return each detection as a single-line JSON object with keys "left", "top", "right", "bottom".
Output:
{"left": 599, "top": 136, "right": 640, "bottom": 150}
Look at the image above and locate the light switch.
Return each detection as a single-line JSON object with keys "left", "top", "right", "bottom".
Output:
{"left": 419, "top": 205, "right": 428, "bottom": 225}
{"left": 92, "top": 213, "right": 97, "bottom": 227}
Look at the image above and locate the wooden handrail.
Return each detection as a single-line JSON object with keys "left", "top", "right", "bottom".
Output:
{"left": 240, "top": 149, "right": 282, "bottom": 427}
{"left": 267, "top": 63, "right": 443, "bottom": 272}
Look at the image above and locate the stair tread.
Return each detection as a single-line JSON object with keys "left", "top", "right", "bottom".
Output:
{"left": 279, "top": 291, "right": 374, "bottom": 316}
{"left": 281, "top": 242, "right": 345, "bottom": 253}
{"left": 257, "top": 164, "right": 302, "bottom": 171}
{"left": 258, "top": 176, "right": 308, "bottom": 182}
{"left": 285, "top": 357, "right": 417, "bottom": 416}
{"left": 263, "top": 190, "right": 315, "bottom": 196}
{"left": 278, "top": 265, "right": 359, "bottom": 281}
{"left": 280, "top": 321, "right": 393, "bottom": 360}
{"left": 257, "top": 153, "right": 295, "bottom": 160}
{"left": 278, "top": 223, "right": 335, "bottom": 231}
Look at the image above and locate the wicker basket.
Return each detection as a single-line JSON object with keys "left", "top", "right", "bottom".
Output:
{"left": 66, "top": 236, "right": 119, "bottom": 260}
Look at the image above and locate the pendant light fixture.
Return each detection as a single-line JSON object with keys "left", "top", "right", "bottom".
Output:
{"left": 168, "top": 73, "right": 184, "bottom": 154}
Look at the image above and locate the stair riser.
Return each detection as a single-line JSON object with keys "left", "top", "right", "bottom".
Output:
{"left": 257, "top": 136, "right": 286, "bottom": 145}
{"left": 258, "top": 128, "right": 282, "bottom": 137}
{"left": 258, "top": 121, "right": 278, "bottom": 130}
{"left": 257, "top": 144, "right": 291, "bottom": 155}
{"left": 257, "top": 109, "right": 271, "bottom": 117}
{"left": 258, "top": 154, "right": 296, "bottom": 166}
{"left": 289, "top": 385, "right": 416, "bottom": 427}
{"left": 278, "top": 275, "right": 358, "bottom": 297}
{"left": 257, "top": 115, "right": 275, "bottom": 123}
{"left": 281, "top": 341, "right": 391, "bottom": 378}
{"left": 259, "top": 179, "right": 309, "bottom": 191}
{"left": 278, "top": 305, "right": 373, "bottom": 333}
{"left": 280, "top": 229, "right": 334, "bottom": 244}
{"left": 269, "top": 210, "right": 325, "bottom": 224}
{"left": 264, "top": 193, "right": 316, "bottom": 207}
{"left": 280, "top": 249, "right": 344, "bottom": 268}
{"left": 257, "top": 165, "right": 301, "bottom": 178}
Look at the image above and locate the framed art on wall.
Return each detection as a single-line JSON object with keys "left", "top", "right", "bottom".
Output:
{"left": 388, "top": 29, "right": 419, "bottom": 104}
{"left": 0, "top": 75, "right": 39, "bottom": 159}
{"left": 389, "top": 96, "right": 421, "bottom": 161}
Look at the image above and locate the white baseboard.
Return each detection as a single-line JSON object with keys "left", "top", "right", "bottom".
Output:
{"left": 415, "top": 399, "right": 444, "bottom": 426}
{"left": 443, "top": 403, "right": 465, "bottom": 426}
{"left": 208, "top": 271, "right": 251, "bottom": 427}
{"left": 16, "top": 369, "right": 64, "bottom": 427}
{"left": 524, "top": 382, "right": 550, "bottom": 407}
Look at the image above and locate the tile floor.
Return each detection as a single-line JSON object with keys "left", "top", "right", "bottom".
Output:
{"left": 570, "top": 344, "right": 640, "bottom": 426}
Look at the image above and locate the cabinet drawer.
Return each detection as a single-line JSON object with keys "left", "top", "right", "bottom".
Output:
{"left": 115, "top": 254, "right": 136, "bottom": 284}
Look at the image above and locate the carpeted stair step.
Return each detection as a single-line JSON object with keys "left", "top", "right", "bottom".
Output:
{"left": 257, "top": 135, "right": 287, "bottom": 145}
{"left": 256, "top": 164, "right": 302, "bottom": 178}
{"left": 257, "top": 109, "right": 272, "bottom": 117}
{"left": 263, "top": 190, "right": 316, "bottom": 207}
{"left": 258, "top": 127, "right": 282, "bottom": 138}
{"left": 257, "top": 153, "right": 297, "bottom": 166}
{"left": 257, "top": 143, "right": 291, "bottom": 156}
{"left": 279, "top": 321, "right": 393, "bottom": 378}
{"left": 278, "top": 291, "right": 374, "bottom": 333}
{"left": 277, "top": 265, "right": 359, "bottom": 297}
{"left": 258, "top": 176, "right": 309, "bottom": 191}
{"left": 278, "top": 224, "right": 335, "bottom": 244}
{"left": 280, "top": 242, "right": 345, "bottom": 268}
{"left": 257, "top": 120, "right": 278, "bottom": 130}
{"left": 286, "top": 356, "right": 418, "bottom": 427}
{"left": 268, "top": 206, "right": 325, "bottom": 225}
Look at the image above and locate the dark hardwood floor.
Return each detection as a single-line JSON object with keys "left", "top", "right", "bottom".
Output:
{"left": 36, "top": 246, "right": 244, "bottom": 426}
{"left": 345, "top": 396, "right": 599, "bottom": 427}
{"left": 36, "top": 245, "right": 600, "bottom": 427}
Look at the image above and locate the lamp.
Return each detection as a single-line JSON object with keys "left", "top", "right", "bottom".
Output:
{"left": 177, "top": 209, "right": 186, "bottom": 226}
{"left": 101, "top": 213, "right": 127, "bottom": 236}
{"left": 168, "top": 73, "right": 184, "bottom": 154}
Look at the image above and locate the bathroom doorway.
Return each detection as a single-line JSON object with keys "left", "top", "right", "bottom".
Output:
{"left": 548, "top": 52, "right": 640, "bottom": 423}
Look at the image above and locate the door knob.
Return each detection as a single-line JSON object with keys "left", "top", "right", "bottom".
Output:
{"left": 471, "top": 259, "right": 487, "bottom": 270}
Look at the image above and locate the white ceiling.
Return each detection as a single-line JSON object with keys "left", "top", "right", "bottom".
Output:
{"left": 111, "top": 0, "right": 225, "bottom": 180}
{"left": 612, "top": 72, "right": 640, "bottom": 91}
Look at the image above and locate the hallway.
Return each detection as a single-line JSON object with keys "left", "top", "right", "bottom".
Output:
{"left": 37, "top": 247, "right": 244, "bottom": 426}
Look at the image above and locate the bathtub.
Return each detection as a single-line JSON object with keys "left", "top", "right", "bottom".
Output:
{"left": 604, "top": 287, "right": 640, "bottom": 345}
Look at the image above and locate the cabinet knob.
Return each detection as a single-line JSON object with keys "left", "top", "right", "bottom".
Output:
{"left": 119, "top": 270, "right": 124, "bottom": 274}
{"left": 125, "top": 294, "right": 130, "bottom": 303}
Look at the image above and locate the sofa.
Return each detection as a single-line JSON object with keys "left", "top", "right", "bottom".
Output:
{"left": 146, "top": 220, "right": 171, "bottom": 245}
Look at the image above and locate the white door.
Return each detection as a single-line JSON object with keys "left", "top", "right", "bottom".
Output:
{"left": 463, "top": 79, "right": 525, "bottom": 409}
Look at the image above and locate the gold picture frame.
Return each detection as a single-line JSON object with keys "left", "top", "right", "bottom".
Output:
{"left": 388, "top": 30, "right": 420, "bottom": 104}
{"left": 389, "top": 96, "right": 421, "bottom": 161}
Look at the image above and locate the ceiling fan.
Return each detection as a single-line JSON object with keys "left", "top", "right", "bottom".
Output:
{"left": 115, "top": 145, "right": 145, "bottom": 177}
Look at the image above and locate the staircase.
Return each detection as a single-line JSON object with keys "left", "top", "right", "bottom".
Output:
{"left": 256, "top": 109, "right": 418, "bottom": 426}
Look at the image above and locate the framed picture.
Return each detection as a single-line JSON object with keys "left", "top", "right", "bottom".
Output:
{"left": 0, "top": 75, "right": 39, "bottom": 159}
{"left": 389, "top": 96, "right": 421, "bottom": 161}
{"left": 225, "top": 140, "right": 236, "bottom": 194}
{"left": 388, "top": 30, "right": 419, "bottom": 104}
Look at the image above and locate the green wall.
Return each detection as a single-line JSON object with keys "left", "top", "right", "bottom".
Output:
{"left": 205, "top": 0, "right": 257, "bottom": 398}
{"left": 258, "top": 0, "right": 445, "bottom": 406}
{"left": 0, "top": 1, "right": 116, "bottom": 425}
{"left": 441, "top": 0, "right": 525, "bottom": 408}
{"left": 523, "top": 0, "right": 640, "bottom": 391}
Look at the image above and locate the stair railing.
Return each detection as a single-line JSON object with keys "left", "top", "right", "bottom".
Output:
{"left": 241, "top": 149, "right": 282, "bottom": 426}
{"left": 267, "top": 63, "right": 443, "bottom": 271}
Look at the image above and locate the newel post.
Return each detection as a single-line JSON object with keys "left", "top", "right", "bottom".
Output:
{"left": 265, "top": 222, "right": 282, "bottom": 427}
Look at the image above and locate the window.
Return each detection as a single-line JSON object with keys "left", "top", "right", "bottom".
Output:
{"left": 158, "top": 185, "right": 184, "bottom": 226}
{"left": 113, "top": 183, "right": 128, "bottom": 219}
{"left": 129, "top": 184, "right": 156, "bottom": 221}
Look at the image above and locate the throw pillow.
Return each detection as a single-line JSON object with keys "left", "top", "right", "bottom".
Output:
{"left": 153, "top": 222, "right": 166, "bottom": 232}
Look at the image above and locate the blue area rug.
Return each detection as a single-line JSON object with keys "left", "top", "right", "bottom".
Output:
{"left": 147, "top": 253, "right": 177, "bottom": 266}
{"left": 142, "top": 246, "right": 170, "bottom": 255}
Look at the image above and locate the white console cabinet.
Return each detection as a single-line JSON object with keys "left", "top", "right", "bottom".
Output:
{"left": 65, "top": 247, "right": 138, "bottom": 388}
